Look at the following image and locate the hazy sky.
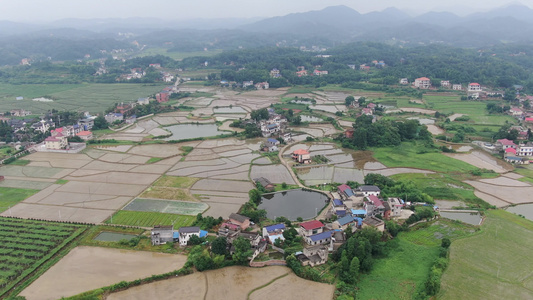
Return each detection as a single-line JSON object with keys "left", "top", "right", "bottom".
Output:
{"left": 1, "top": 0, "right": 529, "bottom": 22}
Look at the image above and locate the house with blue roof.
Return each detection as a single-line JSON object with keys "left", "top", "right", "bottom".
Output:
{"left": 335, "top": 210, "right": 347, "bottom": 217}
{"left": 337, "top": 184, "right": 354, "bottom": 198}
{"left": 305, "top": 230, "right": 333, "bottom": 246}
{"left": 351, "top": 209, "right": 367, "bottom": 218}
{"left": 262, "top": 223, "right": 286, "bottom": 241}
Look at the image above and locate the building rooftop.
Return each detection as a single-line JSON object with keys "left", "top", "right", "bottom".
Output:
{"left": 229, "top": 213, "right": 250, "bottom": 224}
{"left": 337, "top": 215, "right": 355, "bottom": 226}
{"left": 178, "top": 226, "right": 201, "bottom": 234}
{"left": 308, "top": 231, "right": 333, "bottom": 242}
{"left": 360, "top": 185, "right": 381, "bottom": 192}
{"left": 333, "top": 199, "right": 343, "bottom": 206}
{"left": 265, "top": 223, "right": 285, "bottom": 232}
{"left": 300, "top": 220, "right": 324, "bottom": 230}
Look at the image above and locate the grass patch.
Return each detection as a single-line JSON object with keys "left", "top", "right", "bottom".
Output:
{"left": 180, "top": 146, "right": 194, "bottom": 156}
{"left": 105, "top": 211, "right": 195, "bottom": 227}
{"left": 54, "top": 179, "right": 69, "bottom": 185}
{"left": 146, "top": 157, "right": 163, "bottom": 164}
{"left": 7, "top": 159, "right": 30, "bottom": 166}
{"left": 357, "top": 218, "right": 475, "bottom": 300}
{"left": 0, "top": 187, "right": 39, "bottom": 212}
{"left": 439, "top": 210, "right": 533, "bottom": 300}
{"left": 373, "top": 142, "right": 479, "bottom": 173}
{"left": 391, "top": 173, "right": 491, "bottom": 208}
{"left": 140, "top": 187, "right": 198, "bottom": 201}
{"left": 152, "top": 175, "right": 199, "bottom": 189}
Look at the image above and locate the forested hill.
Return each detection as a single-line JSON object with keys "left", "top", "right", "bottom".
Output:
{"left": 179, "top": 43, "right": 533, "bottom": 91}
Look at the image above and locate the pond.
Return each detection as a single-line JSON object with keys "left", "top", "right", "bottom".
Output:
{"left": 258, "top": 189, "right": 329, "bottom": 221}
{"left": 161, "top": 124, "right": 227, "bottom": 141}
{"left": 94, "top": 232, "right": 138, "bottom": 242}
{"left": 300, "top": 115, "right": 323, "bottom": 122}
{"left": 440, "top": 211, "right": 483, "bottom": 225}
{"left": 213, "top": 106, "right": 247, "bottom": 114}
{"left": 506, "top": 203, "right": 533, "bottom": 221}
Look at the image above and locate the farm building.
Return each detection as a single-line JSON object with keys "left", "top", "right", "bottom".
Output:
{"left": 229, "top": 213, "right": 251, "bottom": 230}
{"left": 299, "top": 220, "right": 324, "bottom": 237}
{"left": 177, "top": 226, "right": 201, "bottom": 246}
{"left": 151, "top": 225, "right": 174, "bottom": 245}
{"left": 254, "top": 177, "right": 275, "bottom": 191}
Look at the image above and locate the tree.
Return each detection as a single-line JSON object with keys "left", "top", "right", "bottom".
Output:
{"left": 232, "top": 236, "right": 252, "bottom": 265}
{"left": 441, "top": 237, "right": 451, "bottom": 249}
{"left": 345, "top": 95, "right": 355, "bottom": 106}
{"left": 349, "top": 257, "right": 360, "bottom": 283}
{"left": 211, "top": 237, "right": 228, "bottom": 256}
{"left": 188, "top": 235, "right": 205, "bottom": 245}
{"left": 92, "top": 115, "right": 108, "bottom": 130}
{"left": 249, "top": 189, "right": 262, "bottom": 205}
{"left": 358, "top": 97, "right": 366, "bottom": 106}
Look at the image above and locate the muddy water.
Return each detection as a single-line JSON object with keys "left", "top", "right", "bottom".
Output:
{"left": 258, "top": 189, "right": 329, "bottom": 221}
{"left": 94, "top": 232, "right": 138, "bottom": 242}
{"left": 162, "top": 124, "right": 227, "bottom": 141}
{"left": 506, "top": 203, "right": 533, "bottom": 221}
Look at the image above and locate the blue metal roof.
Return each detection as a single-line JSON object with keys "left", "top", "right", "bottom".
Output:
{"left": 333, "top": 199, "right": 343, "bottom": 206}
{"left": 309, "top": 231, "right": 332, "bottom": 242}
{"left": 351, "top": 209, "right": 367, "bottom": 215}
{"left": 173, "top": 232, "right": 179, "bottom": 239}
{"left": 336, "top": 210, "right": 346, "bottom": 217}
{"left": 200, "top": 230, "right": 208, "bottom": 238}
{"left": 267, "top": 124, "right": 277, "bottom": 129}
{"left": 267, "top": 138, "right": 278, "bottom": 143}
{"left": 337, "top": 215, "right": 355, "bottom": 226}
{"left": 265, "top": 223, "right": 285, "bottom": 232}
{"left": 344, "top": 189, "right": 354, "bottom": 197}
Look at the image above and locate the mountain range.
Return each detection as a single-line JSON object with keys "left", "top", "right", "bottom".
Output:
{"left": 2, "top": 3, "right": 533, "bottom": 58}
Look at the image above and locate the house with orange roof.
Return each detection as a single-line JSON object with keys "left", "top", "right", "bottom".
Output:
{"left": 76, "top": 131, "right": 93, "bottom": 141}
{"left": 414, "top": 77, "right": 431, "bottom": 89}
{"left": 468, "top": 83, "right": 481, "bottom": 92}
{"left": 292, "top": 149, "right": 311, "bottom": 164}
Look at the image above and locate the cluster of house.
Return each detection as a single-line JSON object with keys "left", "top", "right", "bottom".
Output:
{"left": 156, "top": 86, "right": 176, "bottom": 103}
{"left": 219, "top": 80, "right": 270, "bottom": 90}
{"left": 295, "top": 66, "right": 328, "bottom": 77}
{"left": 498, "top": 138, "right": 533, "bottom": 164}
{"left": 151, "top": 225, "right": 208, "bottom": 246}
{"left": 353, "top": 60, "right": 386, "bottom": 71}
{"left": 402, "top": 77, "right": 484, "bottom": 95}
{"left": 118, "top": 66, "right": 174, "bottom": 82}
{"left": 44, "top": 125, "right": 93, "bottom": 150}
{"left": 259, "top": 109, "right": 290, "bottom": 138}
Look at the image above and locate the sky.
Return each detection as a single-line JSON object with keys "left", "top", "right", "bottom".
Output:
{"left": 1, "top": 0, "right": 530, "bottom": 22}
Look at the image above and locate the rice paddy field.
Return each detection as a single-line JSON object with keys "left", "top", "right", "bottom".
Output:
{"left": 122, "top": 198, "right": 207, "bottom": 215}
{"left": 0, "top": 187, "right": 39, "bottom": 212}
{"left": 439, "top": 210, "right": 533, "bottom": 300}
{"left": 105, "top": 210, "right": 195, "bottom": 227}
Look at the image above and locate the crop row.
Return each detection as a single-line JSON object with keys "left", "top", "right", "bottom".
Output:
{"left": 107, "top": 211, "right": 195, "bottom": 228}
{"left": 0, "top": 243, "right": 48, "bottom": 253}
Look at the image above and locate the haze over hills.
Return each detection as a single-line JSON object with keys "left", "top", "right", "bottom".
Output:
{"left": 2, "top": 3, "right": 533, "bottom": 65}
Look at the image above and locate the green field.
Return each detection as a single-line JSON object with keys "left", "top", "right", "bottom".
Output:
{"left": 0, "top": 217, "right": 85, "bottom": 298}
{"left": 0, "top": 187, "right": 39, "bottom": 212}
{"left": 131, "top": 47, "right": 223, "bottom": 61}
{"left": 105, "top": 211, "right": 195, "bottom": 227}
{"left": 391, "top": 173, "right": 491, "bottom": 208}
{"left": 439, "top": 210, "right": 533, "bottom": 300}
{"left": 372, "top": 143, "right": 479, "bottom": 173}
{"left": 357, "top": 219, "right": 476, "bottom": 300}
{"left": 0, "top": 83, "right": 166, "bottom": 113}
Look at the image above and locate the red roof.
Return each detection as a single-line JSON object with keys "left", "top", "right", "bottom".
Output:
{"left": 338, "top": 184, "right": 351, "bottom": 192}
{"left": 53, "top": 127, "right": 64, "bottom": 133}
{"left": 497, "top": 139, "right": 516, "bottom": 146}
{"left": 299, "top": 220, "right": 324, "bottom": 230}
{"left": 293, "top": 149, "right": 309, "bottom": 155}
{"left": 368, "top": 195, "right": 383, "bottom": 207}
{"left": 469, "top": 83, "right": 480, "bottom": 86}
{"left": 506, "top": 148, "right": 517, "bottom": 154}
{"left": 526, "top": 117, "right": 533, "bottom": 122}
{"left": 416, "top": 77, "right": 430, "bottom": 81}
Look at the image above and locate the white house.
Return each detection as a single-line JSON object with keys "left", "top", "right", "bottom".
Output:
{"left": 358, "top": 185, "right": 381, "bottom": 196}
{"left": 399, "top": 78, "right": 409, "bottom": 85}
{"left": 452, "top": 84, "right": 462, "bottom": 90}
{"left": 178, "top": 226, "right": 201, "bottom": 246}
{"left": 414, "top": 77, "right": 431, "bottom": 89}
{"left": 468, "top": 83, "right": 481, "bottom": 92}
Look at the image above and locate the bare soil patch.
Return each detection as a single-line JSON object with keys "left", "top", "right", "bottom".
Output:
{"left": 191, "top": 179, "right": 254, "bottom": 193}
{"left": 250, "top": 165, "right": 296, "bottom": 184}
{"left": 466, "top": 180, "right": 533, "bottom": 206}
{"left": 444, "top": 151, "right": 511, "bottom": 173}
{"left": 249, "top": 272, "right": 335, "bottom": 300}
{"left": 20, "top": 246, "right": 187, "bottom": 300}
{"left": 427, "top": 124, "right": 444, "bottom": 135}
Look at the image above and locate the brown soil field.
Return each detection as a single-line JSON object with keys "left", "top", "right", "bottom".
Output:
{"left": 0, "top": 202, "right": 116, "bottom": 223}
{"left": 107, "top": 272, "right": 207, "bottom": 300}
{"left": 107, "top": 266, "right": 333, "bottom": 300}
{"left": 129, "top": 164, "right": 173, "bottom": 174}
{"left": 82, "top": 160, "right": 137, "bottom": 172}
{"left": 191, "top": 179, "right": 253, "bottom": 193}
{"left": 56, "top": 181, "right": 147, "bottom": 197}
{"left": 210, "top": 171, "right": 250, "bottom": 181}
{"left": 202, "top": 202, "right": 242, "bottom": 218}
{"left": 94, "top": 145, "right": 133, "bottom": 152}
{"left": 249, "top": 272, "right": 335, "bottom": 300}
{"left": 466, "top": 180, "right": 533, "bottom": 206}
{"left": 64, "top": 171, "right": 159, "bottom": 185}
{"left": 444, "top": 151, "right": 511, "bottom": 173}
{"left": 20, "top": 246, "right": 187, "bottom": 300}
{"left": 427, "top": 124, "right": 445, "bottom": 135}
{"left": 127, "top": 144, "right": 184, "bottom": 157}
{"left": 250, "top": 165, "right": 296, "bottom": 184}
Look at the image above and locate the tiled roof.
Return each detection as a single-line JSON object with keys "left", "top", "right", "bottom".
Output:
{"left": 300, "top": 220, "right": 324, "bottom": 230}
{"left": 308, "top": 231, "right": 332, "bottom": 242}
